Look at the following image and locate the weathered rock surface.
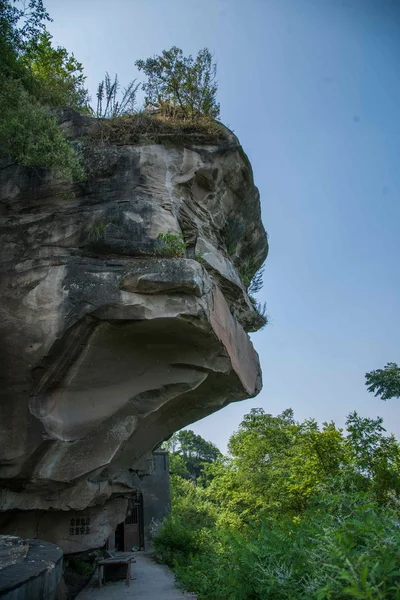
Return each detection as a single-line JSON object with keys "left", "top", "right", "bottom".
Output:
{"left": 0, "top": 110, "right": 268, "bottom": 551}
{"left": 0, "top": 536, "right": 63, "bottom": 600}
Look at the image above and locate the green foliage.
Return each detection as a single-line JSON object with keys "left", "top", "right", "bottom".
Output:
{"left": 0, "top": 79, "right": 84, "bottom": 180}
{"left": 154, "top": 409, "right": 400, "bottom": 599}
{"left": 65, "top": 552, "right": 99, "bottom": 576}
{"left": 157, "top": 232, "right": 187, "bottom": 258}
{"left": 164, "top": 429, "right": 221, "bottom": 480}
{"left": 240, "top": 259, "right": 259, "bottom": 289}
{"left": 365, "top": 362, "right": 400, "bottom": 400}
{"left": 222, "top": 216, "right": 245, "bottom": 256}
{"left": 0, "top": 0, "right": 50, "bottom": 70}
{"left": 242, "top": 261, "right": 268, "bottom": 328}
{"left": 87, "top": 222, "right": 108, "bottom": 242}
{"left": 153, "top": 514, "right": 199, "bottom": 568}
{"left": 168, "top": 453, "right": 190, "bottom": 478}
{"left": 0, "top": 6, "right": 225, "bottom": 180}
{"left": 346, "top": 411, "right": 400, "bottom": 501}
{"left": 157, "top": 492, "right": 400, "bottom": 599}
{"left": 193, "top": 252, "right": 206, "bottom": 264}
{"left": 21, "top": 31, "right": 89, "bottom": 110}
{"left": 95, "top": 72, "right": 139, "bottom": 118}
{"left": 0, "top": 1, "right": 86, "bottom": 180}
{"left": 135, "top": 46, "right": 220, "bottom": 119}
{"left": 249, "top": 295, "right": 269, "bottom": 328}
{"left": 153, "top": 476, "right": 217, "bottom": 567}
{"left": 248, "top": 265, "right": 264, "bottom": 295}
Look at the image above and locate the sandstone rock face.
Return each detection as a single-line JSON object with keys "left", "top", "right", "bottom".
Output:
{"left": 0, "top": 110, "right": 268, "bottom": 552}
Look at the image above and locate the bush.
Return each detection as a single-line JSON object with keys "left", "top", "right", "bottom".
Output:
{"left": 0, "top": 79, "right": 84, "bottom": 181}
{"left": 157, "top": 232, "right": 187, "bottom": 258}
{"left": 162, "top": 493, "right": 400, "bottom": 600}
{"left": 0, "top": 1, "right": 86, "bottom": 180}
{"left": 153, "top": 516, "right": 200, "bottom": 567}
{"left": 158, "top": 410, "right": 400, "bottom": 599}
{"left": 21, "top": 31, "right": 90, "bottom": 111}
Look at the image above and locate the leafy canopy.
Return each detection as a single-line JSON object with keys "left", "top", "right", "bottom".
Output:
{"left": 163, "top": 429, "right": 221, "bottom": 480}
{"left": 21, "top": 30, "right": 90, "bottom": 111}
{"left": 0, "top": 0, "right": 87, "bottom": 179}
{"left": 365, "top": 362, "right": 400, "bottom": 400}
{"left": 135, "top": 46, "right": 220, "bottom": 119}
{"left": 155, "top": 408, "right": 400, "bottom": 599}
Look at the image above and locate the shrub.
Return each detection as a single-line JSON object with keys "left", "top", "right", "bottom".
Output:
{"left": 157, "top": 232, "right": 187, "bottom": 258}
{"left": 0, "top": 1, "right": 86, "bottom": 180}
{"left": 153, "top": 516, "right": 199, "bottom": 567}
{"left": 165, "top": 493, "right": 400, "bottom": 600}
{"left": 21, "top": 31, "right": 90, "bottom": 111}
{"left": 159, "top": 410, "right": 400, "bottom": 599}
{"left": 0, "top": 79, "right": 84, "bottom": 181}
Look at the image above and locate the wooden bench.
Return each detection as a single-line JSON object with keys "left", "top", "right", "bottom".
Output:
{"left": 97, "top": 553, "right": 136, "bottom": 587}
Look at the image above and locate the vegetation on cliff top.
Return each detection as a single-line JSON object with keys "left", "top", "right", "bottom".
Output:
{"left": 0, "top": 0, "right": 87, "bottom": 179}
{"left": 0, "top": 0, "right": 266, "bottom": 323}
{"left": 0, "top": 1, "right": 223, "bottom": 180}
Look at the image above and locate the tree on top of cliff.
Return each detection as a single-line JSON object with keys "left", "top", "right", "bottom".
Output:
{"left": 135, "top": 47, "right": 220, "bottom": 119}
{"left": 0, "top": 0, "right": 87, "bottom": 180}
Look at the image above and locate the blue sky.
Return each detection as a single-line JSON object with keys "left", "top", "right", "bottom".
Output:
{"left": 46, "top": 0, "right": 400, "bottom": 451}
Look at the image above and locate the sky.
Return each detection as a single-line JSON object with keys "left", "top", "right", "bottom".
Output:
{"left": 46, "top": 0, "right": 400, "bottom": 452}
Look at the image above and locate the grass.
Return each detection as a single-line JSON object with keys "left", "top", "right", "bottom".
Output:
{"left": 87, "top": 222, "right": 108, "bottom": 242}
{"left": 156, "top": 232, "right": 187, "bottom": 258}
{"left": 89, "top": 111, "right": 229, "bottom": 146}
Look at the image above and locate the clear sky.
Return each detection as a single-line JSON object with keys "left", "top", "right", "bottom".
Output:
{"left": 46, "top": 0, "right": 400, "bottom": 452}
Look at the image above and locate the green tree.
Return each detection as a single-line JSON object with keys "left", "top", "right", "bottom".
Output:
{"left": 21, "top": 31, "right": 90, "bottom": 110}
{"left": 0, "top": 79, "right": 83, "bottom": 179}
{"left": 365, "top": 362, "right": 400, "bottom": 400}
{"left": 346, "top": 411, "right": 400, "bottom": 500}
{"left": 206, "top": 409, "right": 349, "bottom": 525}
{"left": 0, "top": 0, "right": 86, "bottom": 180}
{"left": 163, "top": 429, "right": 221, "bottom": 480}
{"left": 154, "top": 408, "right": 400, "bottom": 599}
{"left": 135, "top": 46, "right": 220, "bottom": 119}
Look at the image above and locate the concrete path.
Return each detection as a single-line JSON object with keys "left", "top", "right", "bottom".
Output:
{"left": 76, "top": 552, "right": 196, "bottom": 600}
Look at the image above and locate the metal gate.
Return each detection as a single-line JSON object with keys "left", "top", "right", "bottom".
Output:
{"left": 123, "top": 499, "right": 143, "bottom": 551}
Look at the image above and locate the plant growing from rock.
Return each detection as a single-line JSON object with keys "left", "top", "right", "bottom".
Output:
{"left": 157, "top": 232, "right": 187, "bottom": 258}
{"left": 95, "top": 72, "right": 140, "bottom": 118}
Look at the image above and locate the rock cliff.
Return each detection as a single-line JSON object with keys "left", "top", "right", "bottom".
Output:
{"left": 0, "top": 109, "right": 268, "bottom": 552}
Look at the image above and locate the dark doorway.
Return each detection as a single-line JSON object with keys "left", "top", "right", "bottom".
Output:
{"left": 114, "top": 521, "right": 125, "bottom": 552}
{"left": 111, "top": 495, "right": 144, "bottom": 552}
{"left": 124, "top": 500, "right": 143, "bottom": 551}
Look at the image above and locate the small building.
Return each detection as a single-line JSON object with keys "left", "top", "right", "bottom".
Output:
{"left": 106, "top": 451, "right": 171, "bottom": 552}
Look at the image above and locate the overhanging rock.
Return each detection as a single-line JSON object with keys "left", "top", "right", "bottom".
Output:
{"left": 0, "top": 109, "right": 268, "bottom": 551}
